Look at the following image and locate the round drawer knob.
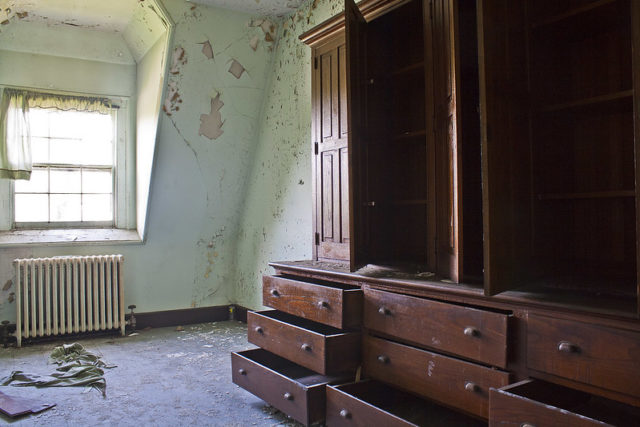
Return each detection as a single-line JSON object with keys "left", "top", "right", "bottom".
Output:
{"left": 521, "top": 423, "right": 536, "bottom": 427}
{"left": 301, "top": 343, "right": 312, "bottom": 352}
{"left": 377, "top": 355, "right": 389, "bottom": 364}
{"left": 254, "top": 326, "right": 263, "bottom": 334}
{"left": 283, "top": 392, "right": 293, "bottom": 401}
{"left": 463, "top": 327, "right": 479, "bottom": 337}
{"left": 378, "top": 307, "right": 390, "bottom": 315}
{"left": 318, "top": 300, "right": 329, "bottom": 308}
{"left": 270, "top": 289, "right": 279, "bottom": 297}
{"left": 339, "top": 409, "right": 351, "bottom": 419}
{"left": 557, "top": 341, "right": 579, "bottom": 353}
{"left": 238, "top": 368, "right": 246, "bottom": 375}
{"left": 464, "top": 382, "right": 479, "bottom": 393}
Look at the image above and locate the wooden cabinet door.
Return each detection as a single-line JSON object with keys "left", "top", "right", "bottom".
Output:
{"left": 345, "top": 0, "right": 368, "bottom": 271}
{"left": 313, "top": 39, "right": 350, "bottom": 261}
{"left": 477, "top": 0, "right": 530, "bottom": 295}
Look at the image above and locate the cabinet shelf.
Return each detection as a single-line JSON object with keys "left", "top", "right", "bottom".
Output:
{"left": 536, "top": 90, "right": 633, "bottom": 113}
{"left": 537, "top": 190, "right": 635, "bottom": 201}
{"left": 392, "top": 199, "right": 428, "bottom": 206}
{"left": 530, "top": 0, "right": 617, "bottom": 30}
{"left": 392, "top": 61, "right": 424, "bottom": 76}
{"left": 393, "top": 129, "right": 426, "bottom": 141}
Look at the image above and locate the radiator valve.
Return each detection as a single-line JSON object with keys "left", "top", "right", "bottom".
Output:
{"left": 128, "top": 305, "right": 137, "bottom": 332}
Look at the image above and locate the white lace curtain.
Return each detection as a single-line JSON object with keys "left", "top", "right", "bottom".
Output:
{"left": 0, "top": 88, "right": 112, "bottom": 180}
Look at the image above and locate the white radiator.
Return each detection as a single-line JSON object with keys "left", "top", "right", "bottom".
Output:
{"left": 14, "top": 255, "right": 125, "bottom": 347}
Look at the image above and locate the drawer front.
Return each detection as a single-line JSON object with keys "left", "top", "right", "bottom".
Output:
{"left": 326, "top": 382, "right": 418, "bottom": 427}
{"left": 490, "top": 380, "right": 612, "bottom": 427}
{"left": 527, "top": 315, "right": 640, "bottom": 397}
{"left": 247, "top": 310, "right": 360, "bottom": 375}
{"left": 231, "top": 349, "right": 327, "bottom": 426}
{"left": 262, "top": 275, "right": 362, "bottom": 329}
{"left": 364, "top": 288, "right": 509, "bottom": 367}
{"left": 363, "top": 335, "right": 510, "bottom": 419}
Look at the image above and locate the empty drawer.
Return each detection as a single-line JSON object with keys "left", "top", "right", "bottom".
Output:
{"left": 232, "top": 348, "right": 347, "bottom": 426}
{"left": 489, "top": 379, "right": 640, "bottom": 427}
{"left": 248, "top": 310, "right": 360, "bottom": 375}
{"left": 326, "top": 380, "right": 485, "bottom": 426}
{"left": 364, "top": 288, "right": 509, "bottom": 368}
{"left": 363, "top": 335, "right": 510, "bottom": 419}
{"left": 527, "top": 314, "right": 640, "bottom": 397}
{"left": 263, "top": 275, "right": 362, "bottom": 329}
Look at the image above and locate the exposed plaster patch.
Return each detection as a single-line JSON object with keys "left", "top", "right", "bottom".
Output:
{"left": 247, "top": 18, "right": 277, "bottom": 50}
{"left": 249, "top": 35, "right": 259, "bottom": 51}
{"left": 170, "top": 46, "right": 187, "bottom": 74}
{"left": 199, "top": 94, "right": 225, "bottom": 140}
{"left": 228, "top": 59, "right": 245, "bottom": 79}
{"left": 199, "top": 40, "right": 214, "bottom": 60}
{"left": 163, "top": 80, "right": 182, "bottom": 116}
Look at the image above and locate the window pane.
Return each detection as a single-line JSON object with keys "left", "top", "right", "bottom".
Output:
{"left": 50, "top": 194, "right": 81, "bottom": 221}
{"left": 14, "top": 169, "right": 48, "bottom": 193}
{"left": 50, "top": 169, "right": 81, "bottom": 193}
{"left": 82, "top": 169, "right": 112, "bottom": 194}
{"left": 29, "top": 109, "right": 50, "bottom": 137}
{"left": 15, "top": 194, "right": 48, "bottom": 222}
{"left": 82, "top": 194, "right": 112, "bottom": 221}
{"left": 49, "top": 138, "right": 85, "bottom": 165}
{"left": 82, "top": 140, "right": 113, "bottom": 166}
{"left": 31, "top": 137, "right": 49, "bottom": 163}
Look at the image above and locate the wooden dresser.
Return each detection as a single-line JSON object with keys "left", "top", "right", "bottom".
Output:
{"left": 233, "top": 0, "right": 640, "bottom": 425}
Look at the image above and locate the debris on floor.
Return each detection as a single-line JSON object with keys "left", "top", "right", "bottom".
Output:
{"left": 1, "top": 343, "right": 115, "bottom": 396}
{"left": 0, "top": 390, "right": 55, "bottom": 418}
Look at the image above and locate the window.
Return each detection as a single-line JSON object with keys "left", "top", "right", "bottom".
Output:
{"left": 14, "top": 107, "right": 116, "bottom": 227}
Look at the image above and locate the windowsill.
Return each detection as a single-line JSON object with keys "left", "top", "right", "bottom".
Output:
{"left": 0, "top": 228, "right": 142, "bottom": 247}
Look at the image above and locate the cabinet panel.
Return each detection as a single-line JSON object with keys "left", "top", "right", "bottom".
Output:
{"left": 490, "top": 379, "right": 640, "bottom": 427}
{"left": 314, "top": 38, "right": 350, "bottom": 262}
{"left": 247, "top": 310, "right": 360, "bottom": 375}
{"left": 262, "top": 275, "right": 362, "bottom": 329}
{"left": 364, "top": 288, "right": 509, "bottom": 367}
{"left": 527, "top": 314, "right": 640, "bottom": 397}
{"left": 363, "top": 335, "right": 510, "bottom": 419}
{"left": 231, "top": 349, "right": 334, "bottom": 426}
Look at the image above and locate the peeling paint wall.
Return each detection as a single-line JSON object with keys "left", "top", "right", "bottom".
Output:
{"left": 0, "top": 0, "right": 278, "bottom": 322}
{"left": 234, "top": 0, "right": 343, "bottom": 310}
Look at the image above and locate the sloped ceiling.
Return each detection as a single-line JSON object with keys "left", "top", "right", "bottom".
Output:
{"left": 189, "top": 0, "right": 305, "bottom": 16}
{"left": 0, "top": 0, "right": 137, "bottom": 32}
{"left": 0, "top": 0, "right": 166, "bottom": 64}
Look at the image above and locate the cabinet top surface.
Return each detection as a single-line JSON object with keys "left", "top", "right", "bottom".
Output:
{"left": 270, "top": 260, "right": 639, "bottom": 324}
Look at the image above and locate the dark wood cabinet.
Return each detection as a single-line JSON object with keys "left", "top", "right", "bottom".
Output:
{"left": 233, "top": 0, "right": 640, "bottom": 424}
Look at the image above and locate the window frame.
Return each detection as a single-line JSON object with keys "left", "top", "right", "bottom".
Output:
{"left": 0, "top": 89, "right": 133, "bottom": 234}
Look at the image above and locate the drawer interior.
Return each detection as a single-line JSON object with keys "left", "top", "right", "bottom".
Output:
{"left": 236, "top": 348, "right": 337, "bottom": 386}
{"left": 255, "top": 310, "right": 346, "bottom": 336}
{"left": 277, "top": 274, "right": 361, "bottom": 291}
{"left": 332, "top": 380, "right": 485, "bottom": 426}
{"left": 502, "top": 380, "right": 640, "bottom": 426}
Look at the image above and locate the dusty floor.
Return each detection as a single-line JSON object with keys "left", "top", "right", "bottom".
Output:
{"left": 0, "top": 321, "right": 301, "bottom": 426}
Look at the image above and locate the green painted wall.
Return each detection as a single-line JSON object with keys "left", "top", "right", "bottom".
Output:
{"left": 0, "top": 0, "right": 279, "bottom": 321}
{"left": 234, "top": 0, "right": 344, "bottom": 310}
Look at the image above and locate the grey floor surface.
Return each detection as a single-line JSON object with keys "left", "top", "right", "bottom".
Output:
{"left": 0, "top": 321, "right": 301, "bottom": 426}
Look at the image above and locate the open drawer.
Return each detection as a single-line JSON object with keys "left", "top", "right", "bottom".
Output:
{"left": 248, "top": 310, "right": 361, "bottom": 375}
{"left": 263, "top": 275, "right": 362, "bottom": 329}
{"left": 326, "top": 380, "right": 485, "bottom": 426}
{"left": 489, "top": 379, "right": 640, "bottom": 427}
{"left": 231, "top": 348, "right": 349, "bottom": 426}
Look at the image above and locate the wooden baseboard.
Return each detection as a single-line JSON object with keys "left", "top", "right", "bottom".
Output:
{"left": 131, "top": 305, "right": 229, "bottom": 329}
{"left": 232, "top": 305, "right": 249, "bottom": 323}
